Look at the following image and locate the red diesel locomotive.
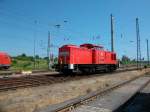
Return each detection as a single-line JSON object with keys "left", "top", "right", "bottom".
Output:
{"left": 0, "top": 52, "right": 11, "bottom": 69}
{"left": 57, "top": 43, "right": 118, "bottom": 74}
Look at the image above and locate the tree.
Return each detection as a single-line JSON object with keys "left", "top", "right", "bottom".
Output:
{"left": 43, "top": 57, "right": 48, "bottom": 60}
{"left": 35, "top": 55, "right": 40, "bottom": 59}
{"left": 121, "top": 55, "right": 130, "bottom": 64}
{"left": 21, "top": 53, "right": 26, "bottom": 57}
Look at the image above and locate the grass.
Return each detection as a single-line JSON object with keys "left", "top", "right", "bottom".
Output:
{"left": 11, "top": 58, "right": 49, "bottom": 71}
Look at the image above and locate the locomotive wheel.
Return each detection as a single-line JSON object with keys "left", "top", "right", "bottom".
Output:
{"left": 61, "top": 70, "right": 73, "bottom": 75}
{"left": 92, "top": 68, "right": 96, "bottom": 73}
{"left": 0, "top": 66, "right": 10, "bottom": 70}
{"left": 4, "top": 66, "right": 10, "bottom": 70}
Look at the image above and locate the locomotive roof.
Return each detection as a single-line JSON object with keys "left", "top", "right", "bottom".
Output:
{"left": 61, "top": 43, "right": 104, "bottom": 49}
{"left": 61, "top": 44, "right": 78, "bottom": 48}
{"left": 80, "top": 43, "right": 103, "bottom": 49}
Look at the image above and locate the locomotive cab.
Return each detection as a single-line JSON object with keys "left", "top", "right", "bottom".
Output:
{"left": 57, "top": 45, "right": 77, "bottom": 73}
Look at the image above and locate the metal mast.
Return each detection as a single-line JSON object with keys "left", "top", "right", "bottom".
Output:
{"left": 34, "top": 35, "right": 36, "bottom": 69}
{"left": 47, "top": 31, "right": 51, "bottom": 69}
{"left": 146, "top": 39, "right": 149, "bottom": 65}
{"left": 136, "top": 18, "right": 141, "bottom": 69}
{"left": 33, "top": 20, "right": 37, "bottom": 69}
{"left": 111, "top": 14, "right": 114, "bottom": 52}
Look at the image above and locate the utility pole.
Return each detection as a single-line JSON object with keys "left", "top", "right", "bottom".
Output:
{"left": 136, "top": 18, "right": 141, "bottom": 69}
{"left": 146, "top": 39, "right": 149, "bottom": 65}
{"left": 33, "top": 20, "right": 37, "bottom": 69}
{"left": 47, "top": 31, "right": 51, "bottom": 69}
{"left": 34, "top": 37, "right": 36, "bottom": 69}
{"left": 111, "top": 14, "right": 114, "bottom": 52}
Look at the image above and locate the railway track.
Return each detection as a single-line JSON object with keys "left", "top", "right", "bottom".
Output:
{"left": 0, "top": 69, "right": 54, "bottom": 75}
{"left": 0, "top": 64, "right": 139, "bottom": 75}
{"left": 0, "top": 75, "right": 74, "bottom": 92}
{"left": 0, "top": 66, "right": 141, "bottom": 79}
{"left": 0, "top": 67, "right": 147, "bottom": 93}
{"left": 37, "top": 73, "right": 150, "bottom": 112}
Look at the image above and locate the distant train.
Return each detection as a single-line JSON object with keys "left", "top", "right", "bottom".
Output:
{"left": 56, "top": 43, "right": 118, "bottom": 74}
{"left": 0, "top": 52, "right": 11, "bottom": 69}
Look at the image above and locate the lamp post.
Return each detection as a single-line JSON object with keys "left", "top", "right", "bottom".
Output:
{"left": 47, "top": 20, "right": 67, "bottom": 69}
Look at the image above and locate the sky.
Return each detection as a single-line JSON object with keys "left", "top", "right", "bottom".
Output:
{"left": 0, "top": 0, "right": 150, "bottom": 60}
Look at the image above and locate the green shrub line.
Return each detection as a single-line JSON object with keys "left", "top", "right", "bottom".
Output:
{"left": 10, "top": 54, "right": 58, "bottom": 71}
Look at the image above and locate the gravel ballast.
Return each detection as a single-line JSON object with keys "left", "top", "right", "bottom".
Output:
{"left": 0, "top": 69, "right": 149, "bottom": 112}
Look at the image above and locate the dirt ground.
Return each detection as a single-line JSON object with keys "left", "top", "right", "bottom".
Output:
{"left": 0, "top": 69, "right": 149, "bottom": 112}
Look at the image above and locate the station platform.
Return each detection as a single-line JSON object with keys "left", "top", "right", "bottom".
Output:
{"left": 71, "top": 76, "right": 150, "bottom": 112}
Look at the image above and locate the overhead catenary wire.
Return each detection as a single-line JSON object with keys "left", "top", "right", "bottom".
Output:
{"left": 0, "top": 8, "right": 49, "bottom": 29}
{"left": 0, "top": 8, "right": 107, "bottom": 45}
{"left": 0, "top": 9, "right": 61, "bottom": 57}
